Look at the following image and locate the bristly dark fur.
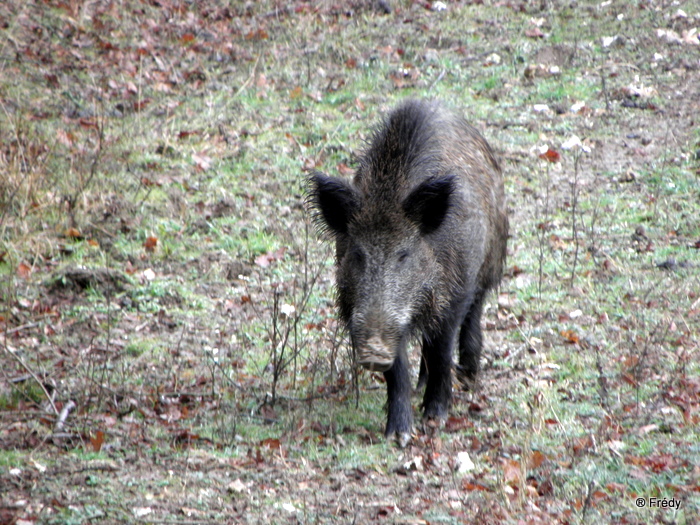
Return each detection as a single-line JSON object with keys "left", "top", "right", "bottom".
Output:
{"left": 359, "top": 100, "right": 442, "bottom": 183}
{"left": 306, "top": 98, "right": 508, "bottom": 446}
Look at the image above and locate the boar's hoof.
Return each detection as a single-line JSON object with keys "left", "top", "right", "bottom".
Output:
{"left": 386, "top": 431, "right": 412, "bottom": 448}
{"left": 421, "top": 414, "right": 446, "bottom": 436}
{"left": 455, "top": 365, "right": 478, "bottom": 391}
{"left": 357, "top": 337, "right": 394, "bottom": 372}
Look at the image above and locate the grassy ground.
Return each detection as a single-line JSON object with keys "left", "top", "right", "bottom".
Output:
{"left": 1, "top": 0, "right": 699, "bottom": 523}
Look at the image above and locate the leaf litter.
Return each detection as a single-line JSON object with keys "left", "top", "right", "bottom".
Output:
{"left": 0, "top": 0, "right": 699, "bottom": 523}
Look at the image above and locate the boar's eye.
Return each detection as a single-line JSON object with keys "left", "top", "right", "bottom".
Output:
{"left": 349, "top": 247, "right": 365, "bottom": 266}
{"left": 397, "top": 249, "right": 410, "bottom": 263}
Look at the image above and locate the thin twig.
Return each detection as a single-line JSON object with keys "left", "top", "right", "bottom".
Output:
{"left": 233, "top": 54, "right": 261, "bottom": 99}
{"left": 580, "top": 479, "right": 596, "bottom": 523}
{"left": 429, "top": 69, "right": 446, "bottom": 92}
{"left": 54, "top": 400, "right": 76, "bottom": 432}
{"left": 570, "top": 151, "right": 581, "bottom": 286}
{"left": 2, "top": 344, "right": 59, "bottom": 415}
{"left": 2, "top": 321, "right": 41, "bottom": 336}
{"left": 137, "top": 518, "right": 211, "bottom": 525}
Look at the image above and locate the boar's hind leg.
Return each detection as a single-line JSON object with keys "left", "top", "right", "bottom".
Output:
{"left": 384, "top": 349, "right": 413, "bottom": 447}
{"left": 456, "top": 291, "right": 485, "bottom": 390}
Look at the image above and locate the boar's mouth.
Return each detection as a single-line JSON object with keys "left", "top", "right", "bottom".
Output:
{"left": 356, "top": 335, "right": 395, "bottom": 372}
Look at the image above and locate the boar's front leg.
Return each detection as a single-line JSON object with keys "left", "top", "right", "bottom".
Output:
{"left": 383, "top": 341, "right": 412, "bottom": 447}
{"left": 421, "top": 312, "right": 464, "bottom": 422}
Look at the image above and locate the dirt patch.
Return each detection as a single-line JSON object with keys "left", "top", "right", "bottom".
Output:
{"left": 49, "top": 266, "right": 130, "bottom": 294}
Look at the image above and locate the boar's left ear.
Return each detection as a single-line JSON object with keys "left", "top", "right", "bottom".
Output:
{"left": 308, "top": 171, "right": 358, "bottom": 236}
{"left": 402, "top": 174, "right": 455, "bottom": 234}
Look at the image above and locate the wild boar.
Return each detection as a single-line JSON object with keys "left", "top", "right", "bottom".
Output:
{"left": 308, "top": 99, "right": 507, "bottom": 446}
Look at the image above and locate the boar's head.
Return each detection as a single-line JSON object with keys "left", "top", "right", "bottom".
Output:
{"left": 309, "top": 170, "right": 456, "bottom": 372}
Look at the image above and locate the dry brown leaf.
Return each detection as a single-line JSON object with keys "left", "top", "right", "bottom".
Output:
{"left": 502, "top": 459, "right": 522, "bottom": 485}
{"left": 143, "top": 236, "right": 158, "bottom": 252}
{"left": 528, "top": 450, "right": 547, "bottom": 469}
{"left": 539, "top": 148, "right": 561, "bottom": 163}
{"left": 17, "top": 262, "right": 32, "bottom": 279}
{"left": 90, "top": 430, "right": 104, "bottom": 452}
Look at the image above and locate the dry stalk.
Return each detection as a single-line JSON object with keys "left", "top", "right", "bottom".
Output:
{"left": 2, "top": 341, "right": 59, "bottom": 416}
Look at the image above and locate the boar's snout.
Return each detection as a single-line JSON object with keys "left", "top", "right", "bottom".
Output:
{"left": 356, "top": 335, "right": 395, "bottom": 372}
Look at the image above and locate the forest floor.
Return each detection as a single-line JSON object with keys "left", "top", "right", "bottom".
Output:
{"left": 1, "top": 1, "right": 699, "bottom": 523}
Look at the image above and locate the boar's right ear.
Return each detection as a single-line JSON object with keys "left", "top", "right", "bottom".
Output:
{"left": 308, "top": 171, "right": 357, "bottom": 235}
{"left": 402, "top": 174, "right": 455, "bottom": 234}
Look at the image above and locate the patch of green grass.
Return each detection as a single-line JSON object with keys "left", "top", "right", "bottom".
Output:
{"left": 47, "top": 505, "right": 108, "bottom": 525}
{"left": 124, "top": 338, "right": 160, "bottom": 358}
{"left": 6, "top": 380, "right": 45, "bottom": 407}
